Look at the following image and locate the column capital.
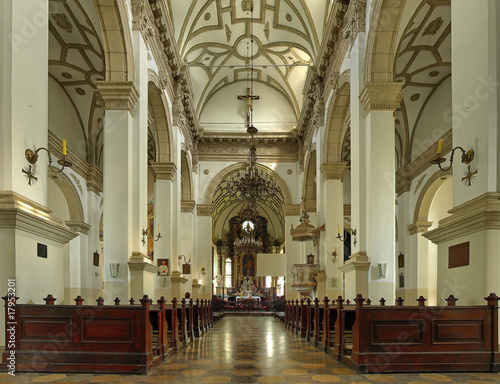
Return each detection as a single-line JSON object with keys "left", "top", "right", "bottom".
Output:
{"left": 150, "top": 162, "right": 176, "bottom": 181}
{"left": 128, "top": 251, "right": 158, "bottom": 274}
{"left": 320, "top": 162, "right": 349, "bottom": 181}
{"left": 338, "top": 251, "right": 371, "bottom": 273}
{"left": 95, "top": 81, "right": 139, "bottom": 112}
{"left": 197, "top": 204, "right": 213, "bottom": 216}
{"left": 181, "top": 200, "right": 196, "bottom": 213}
{"left": 86, "top": 165, "right": 103, "bottom": 194}
{"left": 283, "top": 204, "right": 300, "bottom": 217}
{"left": 396, "top": 166, "right": 411, "bottom": 196}
{"left": 65, "top": 221, "right": 91, "bottom": 235}
{"left": 359, "top": 82, "right": 404, "bottom": 113}
{"left": 407, "top": 221, "right": 433, "bottom": 235}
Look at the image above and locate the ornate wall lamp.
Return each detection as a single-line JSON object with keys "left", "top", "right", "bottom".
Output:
{"left": 331, "top": 247, "right": 337, "bottom": 263}
{"left": 23, "top": 140, "right": 72, "bottom": 185}
{"left": 197, "top": 266, "right": 206, "bottom": 283}
{"left": 431, "top": 139, "right": 475, "bottom": 172}
{"left": 142, "top": 225, "right": 161, "bottom": 246}
{"left": 337, "top": 225, "right": 357, "bottom": 246}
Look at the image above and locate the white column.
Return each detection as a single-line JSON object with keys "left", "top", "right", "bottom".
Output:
{"left": 196, "top": 205, "right": 213, "bottom": 300}
{"left": 320, "top": 163, "right": 348, "bottom": 299}
{"left": 0, "top": 0, "right": 49, "bottom": 203}
{"left": 349, "top": 30, "right": 367, "bottom": 254}
{"left": 97, "top": 81, "right": 138, "bottom": 302}
{"left": 359, "top": 83, "right": 403, "bottom": 303}
{"left": 451, "top": 1, "right": 499, "bottom": 206}
{"left": 86, "top": 166, "right": 104, "bottom": 299}
{"left": 284, "top": 205, "right": 302, "bottom": 300}
{"left": 181, "top": 201, "right": 195, "bottom": 292}
{"left": 131, "top": 29, "right": 149, "bottom": 254}
{"left": 151, "top": 162, "right": 176, "bottom": 298}
{"left": 450, "top": 1, "right": 500, "bottom": 301}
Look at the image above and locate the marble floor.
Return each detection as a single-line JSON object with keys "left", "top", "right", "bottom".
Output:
{"left": 2, "top": 316, "right": 500, "bottom": 383}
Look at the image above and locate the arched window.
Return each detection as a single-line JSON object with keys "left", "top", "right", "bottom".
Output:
{"left": 224, "top": 257, "right": 232, "bottom": 287}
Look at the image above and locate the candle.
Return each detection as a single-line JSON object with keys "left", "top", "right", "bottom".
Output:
{"left": 437, "top": 139, "right": 443, "bottom": 154}
{"left": 189, "top": 253, "right": 191, "bottom": 261}
{"left": 158, "top": 224, "right": 160, "bottom": 234}
{"left": 335, "top": 247, "right": 337, "bottom": 253}
{"left": 337, "top": 225, "right": 340, "bottom": 234}
{"left": 63, "top": 139, "right": 67, "bottom": 156}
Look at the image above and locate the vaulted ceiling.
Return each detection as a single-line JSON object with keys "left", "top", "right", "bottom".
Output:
{"left": 166, "top": 0, "right": 332, "bottom": 133}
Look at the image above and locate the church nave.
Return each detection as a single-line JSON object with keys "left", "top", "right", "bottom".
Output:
{"left": 3, "top": 316, "right": 500, "bottom": 384}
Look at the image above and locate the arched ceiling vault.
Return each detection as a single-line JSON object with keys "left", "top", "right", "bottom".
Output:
{"left": 166, "top": 0, "right": 332, "bottom": 134}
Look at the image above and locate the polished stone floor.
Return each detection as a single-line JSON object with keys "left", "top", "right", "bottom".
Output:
{"left": 2, "top": 316, "right": 500, "bottom": 383}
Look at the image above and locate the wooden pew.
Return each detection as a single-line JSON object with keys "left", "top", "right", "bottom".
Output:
{"left": 313, "top": 299, "right": 324, "bottom": 347}
{"left": 163, "top": 298, "right": 179, "bottom": 355}
{"left": 347, "top": 294, "right": 500, "bottom": 373}
{"left": 306, "top": 298, "right": 315, "bottom": 342}
{"left": 1, "top": 294, "right": 161, "bottom": 374}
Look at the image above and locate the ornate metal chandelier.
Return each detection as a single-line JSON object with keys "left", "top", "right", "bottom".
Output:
{"left": 233, "top": 220, "right": 263, "bottom": 253}
{"left": 226, "top": 126, "right": 281, "bottom": 205}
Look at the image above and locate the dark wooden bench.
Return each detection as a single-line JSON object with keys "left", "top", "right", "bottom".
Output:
{"left": 1, "top": 294, "right": 161, "bottom": 374}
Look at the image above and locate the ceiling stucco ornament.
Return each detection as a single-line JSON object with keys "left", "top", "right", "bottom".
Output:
{"left": 241, "top": 0, "right": 253, "bottom": 12}
{"left": 52, "top": 14, "right": 73, "bottom": 33}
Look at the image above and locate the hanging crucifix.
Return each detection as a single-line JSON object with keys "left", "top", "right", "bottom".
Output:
{"left": 238, "top": 87, "right": 259, "bottom": 126}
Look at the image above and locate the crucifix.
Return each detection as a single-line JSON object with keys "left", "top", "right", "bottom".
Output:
{"left": 238, "top": 87, "right": 259, "bottom": 126}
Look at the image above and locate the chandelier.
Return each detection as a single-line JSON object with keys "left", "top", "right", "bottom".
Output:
{"left": 225, "top": 8, "right": 281, "bottom": 206}
{"left": 234, "top": 220, "right": 263, "bottom": 253}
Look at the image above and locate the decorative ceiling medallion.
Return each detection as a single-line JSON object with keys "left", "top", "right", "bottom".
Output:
{"left": 61, "top": 72, "right": 72, "bottom": 79}
{"left": 423, "top": 17, "right": 443, "bottom": 36}
{"left": 241, "top": 0, "right": 253, "bottom": 12}
{"left": 75, "top": 87, "right": 86, "bottom": 95}
{"left": 52, "top": 14, "right": 73, "bottom": 33}
{"left": 429, "top": 70, "right": 440, "bottom": 77}
{"left": 462, "top": 165, "right": 478, "bottom": 187}
{"left": 395, "top": 119, "right": 401, "bottom": 124}
{"left": 410, "top": 93, "right": 420, "bottom": 101}
{"left": 286, "top": 14, "right": 292, "bottom": 22}
{"left": 204, "top": 12, "right": 211, "bottom": 21}
{"left": 287, "top": 169, "right": 292, "bottom": 175}
{"left": 204, "top": 169, "right": 210, "bottom": 175}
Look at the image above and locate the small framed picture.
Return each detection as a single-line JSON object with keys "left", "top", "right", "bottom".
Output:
{"left": 182, "top": 263, "right": 191, "bottom": 275}
{"left": 398, "top": 252, "right": 404, "bottom": 268}
{"left": 158, "top": 259, "right": 169, "bottom": 276}
{"left": 93, "top": 251, "right": 100, "bottom": 267}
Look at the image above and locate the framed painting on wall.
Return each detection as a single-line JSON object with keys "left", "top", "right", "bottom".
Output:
{"left": 158, "top": 259, "right": 169, "bottom": 276}
{"left": 182, "top": 263, "right": 191, "bottom": 275}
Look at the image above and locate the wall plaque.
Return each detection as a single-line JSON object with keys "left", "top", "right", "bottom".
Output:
{"left": 448, "top": 241, "right": 469, "bottom": 269}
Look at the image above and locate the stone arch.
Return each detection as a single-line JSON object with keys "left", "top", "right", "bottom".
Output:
{"left": 303, "top": 148, "right": 317, "bottom": 203}
{"left": 48, "top": 172, "right": 86, "bottom": 225}
{"left": 93, "top": 0, "right": 134, "bottom": 82}
{"left": 148, "top": 71, "right": 172, "bottom": 163}
{"left": 364, "top": 0, "right": 407, "bottom": 84}
{"left": 180, "top": 149, "right": 192, "bottom": 201}
{"left": 323, "top": 71, "right": 350, "bottom": 164}
{"left": 202, "top": 163, "right": 293, "bottom": 206}
{"left": 413, "top": 169, "right": 452, "bottom": 225}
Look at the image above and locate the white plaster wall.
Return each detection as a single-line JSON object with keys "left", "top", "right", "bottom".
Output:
{"left": 48, "top": 79, "right": 87, "bottom": 160}
{"left": 16, "top": 232, "right": 65, "bottom": 305}
{"left": 47, "top": 178, "right": 70, "bottom": 220}
{"left": 411, "top": 77, "right": 452, "bottom": 161}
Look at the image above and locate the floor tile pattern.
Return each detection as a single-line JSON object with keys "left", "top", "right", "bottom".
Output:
{"left": 2, "top": 316, "right": 500, "bottom": 383}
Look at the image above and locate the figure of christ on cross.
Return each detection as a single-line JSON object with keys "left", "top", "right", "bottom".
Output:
{"left": 238, "top": 87, "right": 259, "bottom": 126}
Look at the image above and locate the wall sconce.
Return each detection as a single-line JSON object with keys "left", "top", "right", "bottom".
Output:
{"left": 431, "top": 139, "right": 474, "bottom": 172}
{"left": 142, "top": 225, "right": 161, "bottom": 246}
{"left": 337, "top": 225, "right": 357, "bottom": 246}
{"left": 178, "top": 254, "right": 191, "bottom": 265}
{"left": 110, "top": 263, "right": 120, "bottom": 278}
{"left": 197, "top": 266, "right": 206, "bottom": 283}
{"left": 23, "top": 140, "right": 72, "bottom": 185}
{"left": 331, "top": 248, "right": 337, "bottom": 263}
{"left": 377, "top": 263, "right": 387, "bottom": 278}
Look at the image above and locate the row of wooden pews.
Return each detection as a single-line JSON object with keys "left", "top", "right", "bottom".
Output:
{"left": 279, "top": 294, "right": 500, "bottom": 373}
{"left": 1, "top": 294, "right": 223, "bottom": 374}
